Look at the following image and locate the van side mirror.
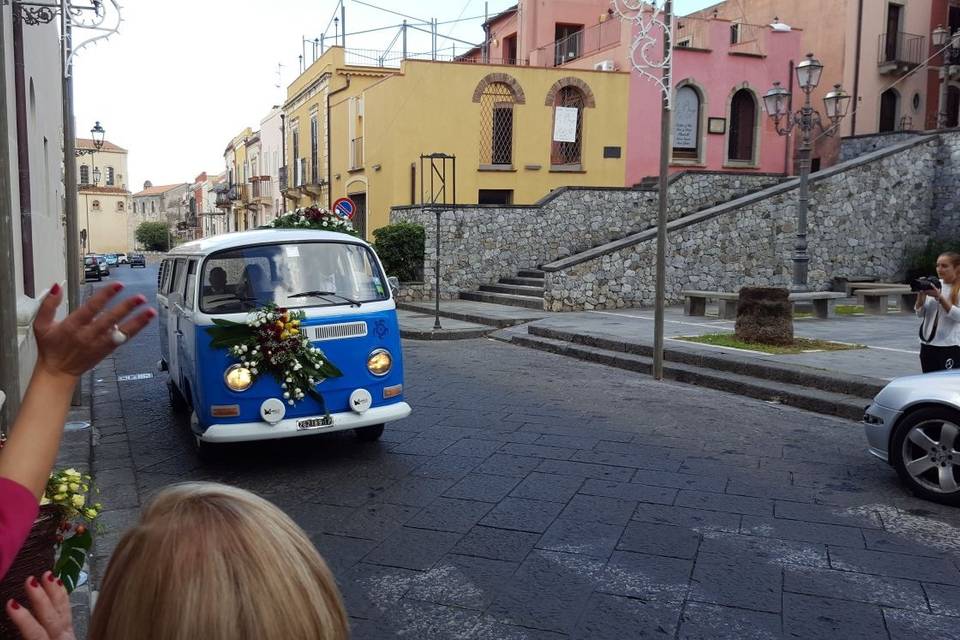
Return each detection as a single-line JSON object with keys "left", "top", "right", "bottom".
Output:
{"left": 386, "top": 276, "right": 400, "bottom": 297}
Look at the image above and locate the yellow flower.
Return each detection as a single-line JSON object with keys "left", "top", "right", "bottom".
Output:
{"left": 84, "top": 508, "right": 98, "bottom": 519}
{"left": 290, "top": 328, "right": 299, "bottom": 335}
{"left": 69, "top": 483, "right": 80, "bottom": 492}
{"left": 57, "top": 484, "right": 68, "bottom": 494}
{"left": 71, "top": 494, "right": 85, "bottom": 508}
{"left": 53, "top": 493, "right": 66, "bottom": 501}
{"left": 63, "top": 468, "right": 79, "bottom": 477}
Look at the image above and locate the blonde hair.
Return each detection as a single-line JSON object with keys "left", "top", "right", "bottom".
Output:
{"left": 88, "top": 482, "right": 349, "bottom": 640}
{"left": 940, "top": 252, "right": 960, "bottom": 307}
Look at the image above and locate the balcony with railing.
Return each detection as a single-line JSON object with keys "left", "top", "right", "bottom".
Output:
{"left": 350, "top": 137, "right": 363, "bottom": 170}
{"left": 250, "top": 178, "right": 272, "bottom": 203}
{"left": 529, "top": 19, "right": 621, "bottom": 67}
{"left": 878, "top": 31, "right": 924, "bottom": 74}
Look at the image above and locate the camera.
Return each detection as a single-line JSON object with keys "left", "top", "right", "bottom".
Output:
{"left": 910, "top": 276, "right": 942, "bottom": 292}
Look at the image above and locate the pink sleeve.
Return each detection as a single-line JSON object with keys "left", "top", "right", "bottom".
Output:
{"left": 0, "top": 477, "right": 40, "bottom": 580}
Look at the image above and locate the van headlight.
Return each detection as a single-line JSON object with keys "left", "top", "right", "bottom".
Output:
{"left": 367, "top": 349, "right": 392, "bottom": 376}
{"left": 224, "top": 364, "right": 253, "bottom": 392}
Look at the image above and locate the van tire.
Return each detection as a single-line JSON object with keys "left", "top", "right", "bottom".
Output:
{"left": 354, "top": 424, "right": 385, "bottom": 442}
{"left": 168, "top": 381, "right": 189, "bottom": 414}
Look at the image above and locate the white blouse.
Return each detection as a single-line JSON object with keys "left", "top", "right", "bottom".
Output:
{"left": 917, "top": 282, "right": 960, "bottom": 346}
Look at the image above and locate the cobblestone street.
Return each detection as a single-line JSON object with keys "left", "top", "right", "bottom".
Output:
{"left": 90, "top": 266, "right": 960, "bottom": 639}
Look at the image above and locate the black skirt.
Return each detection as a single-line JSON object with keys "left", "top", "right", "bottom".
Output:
{"left": 920, "top": 343, "right": 960, "bottom": 373}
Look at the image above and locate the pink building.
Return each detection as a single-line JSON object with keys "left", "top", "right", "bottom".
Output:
{"left": 460, "top": 1, "right": 802, "bottom": 183}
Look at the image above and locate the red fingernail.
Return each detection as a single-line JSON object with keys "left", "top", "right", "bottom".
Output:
{"left": 50, "top": 283, "right": 61, "bottom": 295}
{"left": 113, "top": 282, "right": 124, "bottom": 292}
{"left": 46, "top": 573, "right": 55, "bottom": 583}
{"left": 8, "top": 599, "right": 19, "bottom": 610}
{"left": 146, "top": 308, "right": 158, "bottom": 318}
{"left": 29, "top": 577, "right": 38, "bottom": 588}
{"left": 135, "top": 294, "right": 147, "bottom": 304}
{"left": 56, "top": 579, "right": 62, "bottom": 587}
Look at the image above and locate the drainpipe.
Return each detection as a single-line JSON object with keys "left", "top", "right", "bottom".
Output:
{"left": 280, "top": 113, "right": 286, "bottom": 213}
{"left": 13, "top": 13, "right": 33, "bottom": 296}
{"left": 0, "top": 5, "right": 22, "bottom": 430}
{"left": 784, "top": 59, "right": 794, "bottom": 174}
{"left": 850, "top": 0, "right": 864, "bottom": 136}
{"left": 62, "top": 5, "right": 81, "bottom": 406}
{"left": 326, "top": 73, "right": 350, "bottom": 209}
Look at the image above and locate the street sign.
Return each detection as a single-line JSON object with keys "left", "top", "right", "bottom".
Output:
{"left": 333, "top": 197, "right": 356, "bottom": 220}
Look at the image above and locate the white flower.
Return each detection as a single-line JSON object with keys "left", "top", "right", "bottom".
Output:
{"left": 281, "top": 382, "right": 286, "bottom": 388}
{"left": 295, "top": 388, "right": 302, "bottom": 394}
{"left": 288, "top": 399, "right": 295, "bottom": 405}
{"left": 251, "top": 368, "right": 258, "bottom": 375}
{"left": 283, "top": 392, "right": 290, "bottom": 399}
{"left": 285, "top": 376, "right": 292, "bottom": 382}
{"left": 241, "top": 345, "right": 248, "bottom": 352}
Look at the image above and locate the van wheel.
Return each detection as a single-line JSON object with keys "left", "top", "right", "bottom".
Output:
{"left": 354, "top": 424, "right": 385, "bottom": 442}
{"left": 168, "top": 381, "right": 189, "bottom": 414}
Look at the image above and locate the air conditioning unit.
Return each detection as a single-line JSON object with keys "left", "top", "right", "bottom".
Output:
{"left": 594, "top": 59, "right": 616, "bottom": 71}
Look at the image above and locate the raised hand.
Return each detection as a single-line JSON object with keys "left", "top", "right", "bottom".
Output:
{"left": 33, "top": 282, "right": 156, "bottom": 379}
{"left": 5, "top": 572, "right": 77, "bottom": 640}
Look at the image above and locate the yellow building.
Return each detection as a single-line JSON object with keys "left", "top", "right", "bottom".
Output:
{"left": 281, "top": 48, "right": 394, "bottom": 231}
{"left": 220, "top": 127, "right": 254, "bottom": 231}
{"left": 76, "top": 138, "right": 133, "bottom": 253}
{"left": 323, "top": 50, "right": 629, "bottom": 239}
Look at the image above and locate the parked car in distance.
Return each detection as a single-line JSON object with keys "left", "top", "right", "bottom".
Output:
{"left": 96, "top": 256, "right": 109, "bottom": 276}
{"left": 128, "top": 253, "right": 146, "bottom": 268}
{"left": 117, "top": 253, "right": 129, "bottom": 264}
{"left": 864, "top": 370, "right": 960, "bottom": 505}
{"left": 83, "top": 256, "right": 101, "bottom": 281}
{"left": 104, "top": 254, "right": 119, "bottom": 266}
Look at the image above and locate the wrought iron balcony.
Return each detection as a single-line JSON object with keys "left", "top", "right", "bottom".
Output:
{"left": 878, "top": 31, "right": 924, "bottom": 73}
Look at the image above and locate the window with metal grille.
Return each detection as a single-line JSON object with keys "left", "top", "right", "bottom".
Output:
{"left": 551, "top": 86, "right": 584, "bottom": 166}
{"left": 80, "top": 165, "right": 89, "bottom": 184}
{"left": 479, "top": 83, "right": 515, "bottom": 166}
{"left": 106, "top": 166, "right": 115, "bottom": 186}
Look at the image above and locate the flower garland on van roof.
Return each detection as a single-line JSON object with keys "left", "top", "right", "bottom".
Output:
{"left": 266, "top": 205, "right": 359, "bottom": 237}
{"left": 206, "top": 304, "right": 343, "bottom": 407}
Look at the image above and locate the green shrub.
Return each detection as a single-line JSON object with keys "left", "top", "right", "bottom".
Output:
{"left": 373, "top": 223, "right": 425, "bottom": 282}
{"left": 135, "top": 221, "right": 171, "bottom": 251}
{"left": 903, "top": 239, "right": 960, "bottom": 283}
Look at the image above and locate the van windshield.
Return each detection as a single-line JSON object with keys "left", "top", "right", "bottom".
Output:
{"left": 199, "top": 241, "right": 388, "bottom": 314}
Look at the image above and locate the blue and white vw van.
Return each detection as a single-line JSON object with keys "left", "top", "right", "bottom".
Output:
{"left": 157, "top": 229, "right": 410, "bottom": 453}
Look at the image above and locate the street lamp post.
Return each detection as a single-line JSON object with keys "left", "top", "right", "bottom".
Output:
{"left": 765, "top": 54, "right": 850, "bottom": 292}
{"left": 932, "top": 25, "right": 960, "bottom": 128}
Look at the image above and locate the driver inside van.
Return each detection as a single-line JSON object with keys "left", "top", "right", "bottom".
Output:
{"left": 207, "top": 267, "right": 229, "bottom": 295}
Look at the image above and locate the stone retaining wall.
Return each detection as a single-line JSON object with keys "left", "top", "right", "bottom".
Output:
{"left": 390, "top": 172, "right": 782, "bottom": 299}
{"left": 543, "top": 135, "right": 945, "bottom": 310}
{"left": 839, "top": 131, "right": 922, "bottom": 162}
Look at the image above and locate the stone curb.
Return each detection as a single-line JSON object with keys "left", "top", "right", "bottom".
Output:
{"left": 397, "top": 302, "right": 531, "bottom": 329}
{"left": 400, "top": 327, "right": 492, "bottom": 340}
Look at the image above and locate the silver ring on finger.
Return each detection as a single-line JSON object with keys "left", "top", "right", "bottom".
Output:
{"left": 110, "top": 324, "right": 128, "bottom": 346}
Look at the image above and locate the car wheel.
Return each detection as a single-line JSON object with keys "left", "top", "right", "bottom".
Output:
{"left": 168, "top": 381, "right": 190, "bottom": 414}
{"left": 354, "top": 424, "right": 385, "bottom": 442}
{"left": 891, "top": 407, "right": 960, "bottom": 506}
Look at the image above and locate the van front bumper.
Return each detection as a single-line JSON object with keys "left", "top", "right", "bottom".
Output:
{"left": 198, "top": 402, "right": 411, "bottom": 443}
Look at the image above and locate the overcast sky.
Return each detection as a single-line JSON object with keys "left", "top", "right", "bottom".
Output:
{"left": 73, "top": 0, "right": 716, "bottom": 191}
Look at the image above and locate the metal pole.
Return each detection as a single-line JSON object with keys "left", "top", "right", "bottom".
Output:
{"left": 0, "top": 2, "right": 21, "bottom": 429}
{"left": 402, "top": 20, "right": 407, "bottom": 60}
{"left": 62, "top": 5, "right": 82, "bottom": 405}
{"left": 341, "top": 0, "right": 346, "bottom": 48}
{"left": 653, "top": 0, "right": 672, "bottom": 381}
{"left": 432, "top": 18, "right": 437, "bottom": 61}
{"left": 793, "top": 88, "right": 813, "bottom": 292}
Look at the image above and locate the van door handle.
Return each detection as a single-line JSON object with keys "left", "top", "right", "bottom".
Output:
{"left": 175, "top": 330, "right": 184, "bottom": 337}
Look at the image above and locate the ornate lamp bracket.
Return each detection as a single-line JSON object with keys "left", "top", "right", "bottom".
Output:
{"left": 611, "top": 0, "right": 673, "bottom": 110}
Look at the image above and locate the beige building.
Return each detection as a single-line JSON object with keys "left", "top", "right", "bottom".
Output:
{"left": 76, "top": 137, "right": 133, "bottom": 253}
{"left": 131, "top": 182, "right": 190, "bottom": 247}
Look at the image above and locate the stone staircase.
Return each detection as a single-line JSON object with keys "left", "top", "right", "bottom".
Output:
{"left": 459, "top": 269, "right": 546, "bottom": 309}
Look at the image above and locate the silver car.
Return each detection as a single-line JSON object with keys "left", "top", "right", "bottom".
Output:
{"left": 864, "top": 370, "right": 960, "bottom": 505}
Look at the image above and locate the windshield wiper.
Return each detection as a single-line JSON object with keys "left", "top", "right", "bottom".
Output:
{"left": 288, "top": 290, "right": 361, "bottom": 307}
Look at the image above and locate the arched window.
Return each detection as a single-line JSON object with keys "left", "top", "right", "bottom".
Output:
{"left": 106, "top": 166, "right": 115, "bottom": 186}
{"left": 672, "top": 85, "right": 702, "bottom": 161}
{"left": 946, "top": 85, "right": 960, "bottom": 128}
{"left": 80, "top": 165, "right": 89, "bottom": 184}
{"left": 879, "top": 89, "right": 899, "bottom": 132}
{"left": 727, "top": 88, "right": 757, "bottom": 163}
{"left": 551, "top": 86, "right": 586, "bottom": 167}
{"left": 479, "top": 82, "right": 515, "bottom": 166}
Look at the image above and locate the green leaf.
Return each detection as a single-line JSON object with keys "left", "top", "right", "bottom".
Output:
{"left": 54, "top": 529, "right": 92, "bottom": 593}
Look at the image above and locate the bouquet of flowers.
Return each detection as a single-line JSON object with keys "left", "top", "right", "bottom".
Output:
{"left": 266, "top": 205, "right": 359, "bottom": 237}
{"left": 207, "top": 304, "right": 343, "bottom": 407}
{"left": 44, "top": 468, "right": 101, "bottom": 592}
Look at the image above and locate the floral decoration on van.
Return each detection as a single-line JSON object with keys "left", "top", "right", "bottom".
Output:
{"left": 266, "top": 205, "right": 359, "bottom": 237}
{"left": 206, "top": 304, "right": 343, "bottom": 407}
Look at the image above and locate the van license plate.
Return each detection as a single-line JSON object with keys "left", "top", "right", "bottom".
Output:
{"left": 297, "top": 416, "right": 334, "bottom": 431}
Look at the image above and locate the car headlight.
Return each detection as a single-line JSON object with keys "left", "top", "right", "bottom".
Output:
{"left": 367, "top": 349, "right": 392, "bottom": 376}
{"left": 224, "top": 364, "right": 253, "bottom": 391}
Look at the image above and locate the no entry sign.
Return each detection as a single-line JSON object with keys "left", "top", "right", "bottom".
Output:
{"left": 333, "top": 197, "right": 356, "bottom": 220}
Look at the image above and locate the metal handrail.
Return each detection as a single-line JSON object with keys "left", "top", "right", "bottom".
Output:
{"left": 878, "top": 31, "right": 925, "bottom": 66}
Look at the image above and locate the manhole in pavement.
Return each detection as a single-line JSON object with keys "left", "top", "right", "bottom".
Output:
{"left": 64, "top": 421, "right": 90, "bottom": 431}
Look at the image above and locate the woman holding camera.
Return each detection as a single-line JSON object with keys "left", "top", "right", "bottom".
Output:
{"left": 915, "top": 252, "right": 960, "bottom": 373}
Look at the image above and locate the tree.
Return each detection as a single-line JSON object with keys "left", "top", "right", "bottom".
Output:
{"left": 135, "top": 221, "right": 171, "bottom": 251}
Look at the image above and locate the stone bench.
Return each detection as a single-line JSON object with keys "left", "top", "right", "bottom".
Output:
{"left": 682, "top": 290, "right": 845, "bottom": 320}
{"left": 681, "top": 290, "right": 741, "bottom": 319}
{"left": 846, "top": 281, "right": 906, "bottom": 296}
{"left": 787, "top": 292, "right": 846, "bottom": 319}
{"left": 855, "top": 287, "right": 917, "bottom": 315}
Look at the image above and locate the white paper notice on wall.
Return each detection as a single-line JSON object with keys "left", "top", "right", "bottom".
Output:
{"left": 553, "top": 107, "right": 579, "bottom": 142}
